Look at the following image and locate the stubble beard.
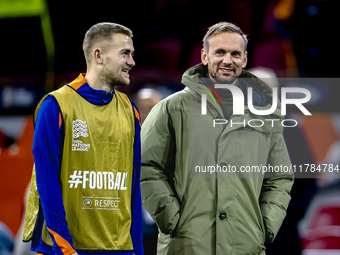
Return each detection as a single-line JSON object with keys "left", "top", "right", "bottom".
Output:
{"left": 208, "top": 66, "right": 237, "bottom": 85}
{"left": 101, "top": 66, "right": 129, "bottom": 88}
{"left": 207, "top": 57, "right": 239, "bottom": 85}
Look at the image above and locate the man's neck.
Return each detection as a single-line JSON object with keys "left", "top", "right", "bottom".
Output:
{"left": 84, "top": 73, "right": 112, "bottom": 93}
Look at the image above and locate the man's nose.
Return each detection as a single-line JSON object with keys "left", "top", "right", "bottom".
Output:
{"left": 127, "top": 55, "right": 135, "bottom": 67}
{"left": 223, "top": 53, "right": 232, "bottom": 65}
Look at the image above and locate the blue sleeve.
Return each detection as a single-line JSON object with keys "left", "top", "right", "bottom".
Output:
{"left": 129, "top": 100, "right": 144, "bottom": 255}
{"left": 33, "top": 96, "right": 76, "bottom": 254}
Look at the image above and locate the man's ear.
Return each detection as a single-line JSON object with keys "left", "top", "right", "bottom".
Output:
{"left": 201, "top": 48, "right": 208, "bottom": 66}
{"left": 93, "top": 48, "right": 103, "bottom": 64}
{"left": 242, "top": 51, "right": 248, "bottom": 68}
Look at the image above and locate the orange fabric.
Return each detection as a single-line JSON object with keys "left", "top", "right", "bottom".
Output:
{"left": 47, "top": 228, "right": 76, "bottom": 255}
{"left": 68, "top": 73, "right": 86, "bottom": 91}
{"left": 133, "top": 106, "right": 141, "bottom": 126}
{"left": 36, "top": 253, "right": 43, "bottom": 255}
{"left": 59, "top": 112, "right": 62, "bottom": 129}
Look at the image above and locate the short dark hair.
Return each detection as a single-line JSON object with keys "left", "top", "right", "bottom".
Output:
{"left": 82, "top": 22, "right": 133, "bottom": 63}
{"left": 203, "top": 22, "right": 248, "bottom": 52}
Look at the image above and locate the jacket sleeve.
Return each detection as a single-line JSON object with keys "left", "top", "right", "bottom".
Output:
{"left": 259, "top": 133, "right": 294, "bottom": 243}
{"left": 33, "top": 96, "right": 76, "bottom": 255}
{"left": 140, "top": 101, "right": 180, "bottom": 236}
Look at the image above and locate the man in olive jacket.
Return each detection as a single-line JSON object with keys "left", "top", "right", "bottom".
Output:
{"left": 140, "top": 22, "right": 294, "bottom": 255}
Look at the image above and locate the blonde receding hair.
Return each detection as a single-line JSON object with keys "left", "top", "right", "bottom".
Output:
{"left": 82, "top": 22, "right": 133, "bottom": 64}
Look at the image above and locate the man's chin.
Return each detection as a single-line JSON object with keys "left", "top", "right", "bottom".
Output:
{"left": 114, "top": 78, "right": 130, "bottom": 87}
{"left": 213, "top": 76, "right": 237, "bottom": 85}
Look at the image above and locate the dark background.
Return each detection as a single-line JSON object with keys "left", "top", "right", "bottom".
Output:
{"left": 0, "top": 1, "right": 339, "bottom": 255}
{"left": 0, "top": 0, "right": 337, "bottom": 116}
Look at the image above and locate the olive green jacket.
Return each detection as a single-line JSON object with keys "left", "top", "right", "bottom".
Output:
{"left": 141, "top": 64, "right": 294, "bottom": 255}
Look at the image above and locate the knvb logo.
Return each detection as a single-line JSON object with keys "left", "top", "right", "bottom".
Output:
{"left": 200, "top": 84, "right": 311, "bottom": 116}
